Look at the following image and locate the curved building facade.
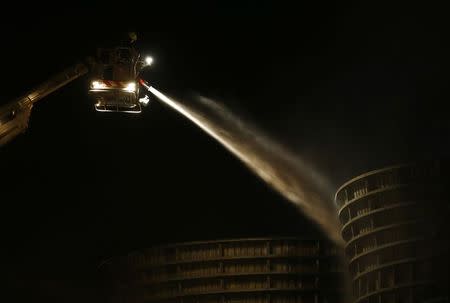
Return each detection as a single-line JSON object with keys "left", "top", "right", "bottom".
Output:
{"left": 100, "top": 238, "right": 345, "bottom": 303}
{"left": 335, "top": 163, "right": 449, "bottom": 303}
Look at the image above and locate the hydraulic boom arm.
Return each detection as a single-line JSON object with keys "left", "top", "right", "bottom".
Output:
{"left": 0, "top": 63, "right": 88, "bottom": 146}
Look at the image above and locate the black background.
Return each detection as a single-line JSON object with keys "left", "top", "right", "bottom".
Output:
{"left": 1, "top": 1, "right": 449, "bottom": 302}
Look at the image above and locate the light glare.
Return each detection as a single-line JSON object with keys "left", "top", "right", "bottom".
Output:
{"left": 91, "top": 81, "right": 106, "bottom": 89}
{"left": 145, "top": 56, "right": 153, "bottom": 66}
{"left": 124, "top": 82, "right": 136, "bottom": 92}
{"left": 139, "top": 95, "right": 150, "bottom": 105}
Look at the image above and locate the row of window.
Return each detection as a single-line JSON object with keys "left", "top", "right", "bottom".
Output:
{"left": 145, "top": 277, "right": 326, "bottom": 299}
{"left": 356, "top": 208, "right": 370, "bottom": 217}
{"left": 345, "top": 187, "right": 423, "bottom": 222}
{"left": 360, "top": 223, "right": 419, "bottom": 249}
{"left": 346, "top": 206, "right": 423, "bottom": 241}
{"left": 352, "top": 260, "right": 434, "bottom": 298}
{"left": 339, "top": 187, "right": 411, "bottom": 225}
{"left": 350, "top": 240, "right": 421, "bottom": 275}
{"left": 335, "top": 164, "right": 440, "bottom": 209}
{"left": 150, "top": 294, "right": 331, "bottom": 303}
{"left": 357, "top": 285, "right": 434, "bottom": 303}
{"left": 130, "top": 243, "right": 323, "bottom": 266}
{"left": 139, "top": 261, "right": 324, "bottom": 282}
{"left": 342, "top": 205, "right": 422, "bottom": 244}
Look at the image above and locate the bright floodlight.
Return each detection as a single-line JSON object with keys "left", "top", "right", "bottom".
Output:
{"left": 124, "top": 82, "right": 136, "bottom": 92}
{"left": 91, "top": 81, "right": 106, "bottom": 89}
{"left": 145, "top": 56, "right": 154, "bottom": 66}
{"left": 139, "top": 95, "right": 150, "bottom": 105}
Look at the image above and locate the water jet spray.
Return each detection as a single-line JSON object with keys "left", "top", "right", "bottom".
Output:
{"left": 140, "top": 80, "right": 343, "bottom": 246}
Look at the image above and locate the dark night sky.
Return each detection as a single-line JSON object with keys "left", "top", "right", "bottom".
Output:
{"left": 1, "top": 2, "right": 449, "bottom": 302}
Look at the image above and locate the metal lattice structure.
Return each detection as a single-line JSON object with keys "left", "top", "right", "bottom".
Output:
{"left": 100, "top": 238, "right": 345, "bottom": 303}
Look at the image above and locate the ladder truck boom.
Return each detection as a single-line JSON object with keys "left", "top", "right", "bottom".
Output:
{"left": 0, "top": 63, "right": 88, "bottom": 146}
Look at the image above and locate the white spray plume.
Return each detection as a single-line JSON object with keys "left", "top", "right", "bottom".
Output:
{"left": 146, "top": 85, "right": 343, "bottom": 246}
